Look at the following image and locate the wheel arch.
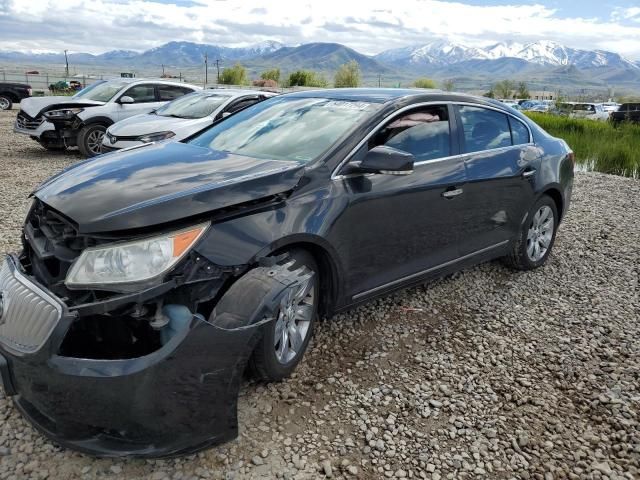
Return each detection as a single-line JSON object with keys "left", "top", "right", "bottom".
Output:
{"left": 257, "top": 235, "right": 344, "bottom": 318}
{"left": 539, "top": 186, "right": 564, "bottom": 222}
{"left": 81, "top": 116, "right": 115, "bottom": 128}
{"left": 0, "top": 91, "right": 18, "bottom": 102}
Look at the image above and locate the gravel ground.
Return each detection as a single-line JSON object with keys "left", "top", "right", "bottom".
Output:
{"left": 0, "top": 109, "right": 638, "bottom": 480}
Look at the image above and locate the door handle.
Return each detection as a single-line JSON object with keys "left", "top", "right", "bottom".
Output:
{"left": 442, "top": 188, "right": 463, "bottom": 199}
{"left": 522, "top": 168, "right": 537, "bottom": 178}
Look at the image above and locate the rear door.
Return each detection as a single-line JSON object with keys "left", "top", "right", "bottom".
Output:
{"left": 454, "top": 104, "right": 540, "bottom": 256}
{"left": 330, "top": 104, "right": 469, "bottom": 300}
{"left": 115, "top": 83, "right": 163, "bottom": 121}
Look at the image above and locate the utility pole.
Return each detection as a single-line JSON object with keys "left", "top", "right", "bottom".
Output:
{"left": 64, "top": 49, "right": 69, "bottom": 78}
{"left": 215, "top": 59, "right": 221, "bottom": 84}
{"left": 161, "top": 64, "right": 165, "bottom": 77}
{"left": 204, "top": 52, "right": 208, "bottom": 88}
{"left": 378, "top": 74, "right": 381, "bottom": 88}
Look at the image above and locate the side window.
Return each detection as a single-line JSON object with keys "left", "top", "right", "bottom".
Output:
{"left": 158, "top": 85, "right": 193, "bottom": 101}
{"left": 458, "top": 106, "right": 512, "bottom": 153}
{"left": 225, "top": 97, "right": 260, "bottom": 114}
{"left": 369, "top": 105, "right": 451, "bottom": 162}
{"left": 122, "top": 84, "right": 156, "bottom": 103}
{"left": 509, "top": 117, "right": 530, "bottom": 145}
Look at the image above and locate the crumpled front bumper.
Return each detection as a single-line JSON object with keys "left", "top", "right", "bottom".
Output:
{"left": 0, "top": 255, "right": 264, "bottom": 458}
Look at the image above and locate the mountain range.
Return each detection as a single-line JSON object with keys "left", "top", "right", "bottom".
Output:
{"left": 1, "top": 39, "right": 639, "bottom": 89}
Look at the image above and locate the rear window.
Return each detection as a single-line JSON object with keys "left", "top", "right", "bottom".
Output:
{"left": 158, "top": 85, "right": 194, "bottom": 101}
{"left": 458, "top": 106, "right": 511, "bottom": 153}
{"left": 509, "top": 117, "right": 530, "bottom": 145}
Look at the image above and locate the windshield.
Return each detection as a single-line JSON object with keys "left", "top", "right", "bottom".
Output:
{"left": 189, "top": 96, "right": 380, "bottom": 163}
{"left": 156, "top": 92, "right": 231, "bottom": 119}
{"left": 72, "top": 80, "right": 131, "bottom": 102}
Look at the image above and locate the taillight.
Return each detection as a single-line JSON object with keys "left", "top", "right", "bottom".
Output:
{"left": 567, "top": 151, "right": 576, "bottom": 168}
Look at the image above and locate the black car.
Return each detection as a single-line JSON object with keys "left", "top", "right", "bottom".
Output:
{"left": 610, "top": 103, "right": 640, "bottom": 125}
{"left": 0, "top": 82, "right": 32, "bottom": 111}
{"left": 0, "top": 89, "right": 574, "bottom": 458}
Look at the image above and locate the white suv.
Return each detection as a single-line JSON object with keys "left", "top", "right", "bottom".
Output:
{"left": 15, "top": 79, "right": 200, "bottom": 157}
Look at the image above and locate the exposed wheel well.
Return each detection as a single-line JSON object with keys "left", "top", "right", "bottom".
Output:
{"left": 0, "top": 92, "right": 17, "bottom": 102}
{"left": 542, "top": 188, "right": 563, "bottom": 222}
{"left": 272, "top": 242, "right": 338, "bottom": 318}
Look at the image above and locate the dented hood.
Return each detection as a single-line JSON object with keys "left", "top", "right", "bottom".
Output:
{"left": 20, "top": 96, "right": 105, "bottom": 118}
{"left": 34, "top": 142, "right": 305, "bottom": 233}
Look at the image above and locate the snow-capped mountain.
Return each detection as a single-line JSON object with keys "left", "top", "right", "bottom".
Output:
{"left": 376, "top": 40, "right": 489, "bottom": 65}
{"left": 376, "top": 40, "right": 639, "bottom": 71}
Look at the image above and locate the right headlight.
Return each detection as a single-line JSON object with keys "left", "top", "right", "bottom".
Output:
{"left": 65, "top": 222, "right": 209, "bottom": 288}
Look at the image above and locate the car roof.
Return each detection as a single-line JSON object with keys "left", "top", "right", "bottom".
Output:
{"left": 284, "top": 88, "right": 446, "bottom": 103}
{"left": 201, "top": 88, "right": 277, "bottom": 97}
{"left": 282, "top": 88, "right": 520, "bottom": 115}
{"left": 99, "top": 78, "right": 200, "bottom": 88}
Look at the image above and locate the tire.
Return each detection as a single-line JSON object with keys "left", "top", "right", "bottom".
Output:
{"left": 504, "top": 195, "right": 559, "bottom": 271}
{"left": 77, "top": 124, "right": 107, "bottom": 157}
{"left": 249, "top": 249, "right": 319, "bottom": 382}
{"left": 0, "top": 95, "right": 12, "bottom": 111}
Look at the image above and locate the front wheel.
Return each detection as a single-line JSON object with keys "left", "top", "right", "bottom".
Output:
{"left": 504, "top": 195, "right": 558, "bottom": 270}
{"left": 250, "top": 250, "right": 319, "bottom": 382}
{"left": 77, "top": 124, "right": 107, "bottom": 157}
{"left": 0, "top": 95, "right": 12, "bottom": 111}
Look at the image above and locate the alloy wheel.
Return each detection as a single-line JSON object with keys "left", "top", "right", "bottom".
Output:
{"left": 0, "top": 97, "right": 9, "bottom": 110}
{"left": 273, "top": 273, "right": 315, "bottom": 364}
{"left": 87, "top": 129, "right": 105, "bottom": 155}
{"left": 526, "top": 205, "right": 554, "bottom": 262}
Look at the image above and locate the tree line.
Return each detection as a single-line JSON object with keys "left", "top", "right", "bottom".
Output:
{"left": 217, "top": 61, "right": 457, "bottom": 90}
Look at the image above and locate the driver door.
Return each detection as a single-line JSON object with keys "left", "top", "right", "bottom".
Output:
{"left": 328, "top": 104, "right": 469, "bottom": 301}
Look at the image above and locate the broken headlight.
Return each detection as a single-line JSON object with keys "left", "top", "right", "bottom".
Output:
{"left": 43, "top": 108, "right": 84, "bottom": 120}
{"left": 65, "top": 222, "right": 209, "bottom": 288}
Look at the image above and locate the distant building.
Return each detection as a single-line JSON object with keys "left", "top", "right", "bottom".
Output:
{"left": 530, "top": 90, "right": 554, "bottom": 100}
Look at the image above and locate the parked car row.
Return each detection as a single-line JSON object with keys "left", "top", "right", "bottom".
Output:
{"left": 1, "top": 87, "right": 574, "bottom": 458}
{"left": 500, "top": 98, "right": 640, "bottom": 124}
{"left": 13, "top": 78, "right": 279, "bottom": 157}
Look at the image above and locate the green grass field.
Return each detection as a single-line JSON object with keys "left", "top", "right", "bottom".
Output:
{"left": 526, "top": 112, "right": 640, "bottom": 178}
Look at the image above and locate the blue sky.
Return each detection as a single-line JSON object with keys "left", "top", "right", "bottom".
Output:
{"left": 1, "top": 0, "right": 640, "bottom": 58}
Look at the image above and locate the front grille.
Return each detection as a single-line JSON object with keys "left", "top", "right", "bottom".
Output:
{"left": 23, "top": 200, "right": 93, "bottom": 294}
{"left": 0, "top": 257, "right": 62, "bottom": 354}
{"left": 16, "top": 110, "right": 44, "bottom": 130}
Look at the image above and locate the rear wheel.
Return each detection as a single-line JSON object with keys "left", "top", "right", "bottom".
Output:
{"left": 250, "top": 250, "right": 319, "bottom": 382}
{"left": 77, "top": 124, "right": 107, "bottom": 157}
{"left": 504, "top": 195, "right": 558, "bottom": 270}
{"left": 0, "top": 95, "right": 12, "bottom": 111}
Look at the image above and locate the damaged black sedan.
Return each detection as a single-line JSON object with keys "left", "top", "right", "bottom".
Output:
{"left": 0, "top": 89, "right": 574, "bottom": 458}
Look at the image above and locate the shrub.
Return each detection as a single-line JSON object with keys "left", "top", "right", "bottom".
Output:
{"left": 334, "top": 61, "right": 361, "bottom": 88}
{"left": 260, "top": 68, "right": 280, "bottom": 83}
{"left": 413, "top": 78, "right": 437, "bottom": 89}
{"left": 288, "top": 70, "right": 328, "bottom": 88}
{"left": 220, "top": 63, "right": 247, "bottom": 85}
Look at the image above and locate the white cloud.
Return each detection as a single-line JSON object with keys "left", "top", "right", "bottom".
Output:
{"left": 1, "top": 0, "right": 640, "bottom": 59}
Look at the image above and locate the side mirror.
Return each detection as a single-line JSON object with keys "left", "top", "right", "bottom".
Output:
{"left": 119, "top": 96, "right": 134, "bottom": 104}
{"left": 348, "top": 145, "right": 415, "bottom": 176}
